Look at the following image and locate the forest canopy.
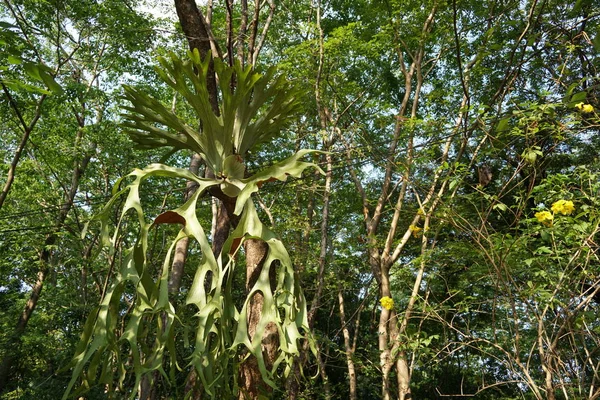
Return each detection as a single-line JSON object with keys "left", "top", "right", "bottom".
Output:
{"left": 0, "top": 0, "right": 599, "bottom": 399}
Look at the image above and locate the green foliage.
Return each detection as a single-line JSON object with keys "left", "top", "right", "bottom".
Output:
{"left": 0, "top": 21, "right": 61, "bottom": 95}
{"left": 64, "top": 54, "right": 321, "bottom": 398}
{"left": 2, "top": 0, "right": 600, "bottom": 398}
{"left": 0, "top": 1, "right": 167, "bottom": 397}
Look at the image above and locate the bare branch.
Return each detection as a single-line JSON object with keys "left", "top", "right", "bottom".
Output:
{"left": 251, "top": 0, "right": 275, "bottom": 66}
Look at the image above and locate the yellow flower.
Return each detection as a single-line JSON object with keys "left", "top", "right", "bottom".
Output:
{"left": 551, "top": 199, "right": 575, "bottom": 215}
{"left": 583, "top": 104, "right": 594, "bottom": 113}
{"left": 575, "top": 102, "right": 594, "bottom": 113}
{"left": 409, "top": 224, "right": 422, "bottom": 237}
{"left": 380, "top": 296, "right": 394, "bottom": 310}
{"left": 535, "top": 211, "right": 553, "bottom": 227}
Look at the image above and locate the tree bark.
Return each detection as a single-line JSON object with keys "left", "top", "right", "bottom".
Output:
{"left": 338, "top": 286, "right": 357, "bottom": 400}
{"left": 238, "top": 238, "right": 274, "bottom": 400}
{"left": 173, "top": 0, "right": 219, "bottom": 108}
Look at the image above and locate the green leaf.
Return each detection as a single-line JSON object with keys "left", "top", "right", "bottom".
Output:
{"left": 64, "top": 164, "right": 223, "bottom": 398}
{"left": 7, "top": 55, "right": 21, "bottom": 64}
{"left": 38, "top": 68, "right": 63, "bottom": 94}
{"left": 534, "top": 246, "right": 553, "bottom": 255}
{"left": 228, "top": 200, "right": 308, "bottom": 386}
{"left": 493, "top": 202, "right": 507, "bottom": 212}
{"left": 23, "top": 62, "right": 42, "bottom": 81}
{"left": 567, "top": 91, "right": 588, "bottom": 106}
{"left": 222, "top": 154, "right": 245, "bottom": 179}
{"left": 65, "top": 158, "right": 311, "bottom": 397}
{"left": 2, "top": 78, "right": 52, "bottom": 94}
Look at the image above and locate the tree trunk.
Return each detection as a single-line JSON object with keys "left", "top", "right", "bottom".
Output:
{"left": 238, "top": 238, "right": 274, "bottom": 400}
{"left": 0, "top": 127, "right": 91, "bottom": 393}
{"left": 168, "top": 2, "right": 222, "bottom": 397}
{"left": 378, "top": 270, "right": 393, "bottom": 400}
{"left": 173, "top": 2, "right": 279, "bottom": 397}
{"left": 338, "top": 285, "right": 357, "bottom": 400}
{"left": 174, "top": 0, "right": 218, "bottom": 107}
{"left": 396, "top": 355, "right": 412, "bottom": 400}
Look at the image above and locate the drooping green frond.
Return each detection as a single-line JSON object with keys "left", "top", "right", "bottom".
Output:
{"left": 64, "top": 154, "right": 320, "bottom": 398}
{"left": 63, "top": 164, "right": 220, "bottom": 399}
{"left": 227, "top": 200, "right": 309, "bottom": 384}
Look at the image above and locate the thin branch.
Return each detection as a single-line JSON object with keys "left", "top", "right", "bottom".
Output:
{"left": 251, "top": 0, "right": 275, "bottom": 66}
{"left": 237, "top": 0, "right": 249, "bottom": 64}
{"left": 225, "top": 0, "right": 234, "bottom": 66}
{"left": 0, "top": 89, "right": 47, "bottom": 211}
{"left": 247, "top": 0, "right": 261, "bottom": 65}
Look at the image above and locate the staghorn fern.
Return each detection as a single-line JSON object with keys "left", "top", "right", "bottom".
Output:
{"left": 63, "top": 52, "right": 320, "bottom": 399}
